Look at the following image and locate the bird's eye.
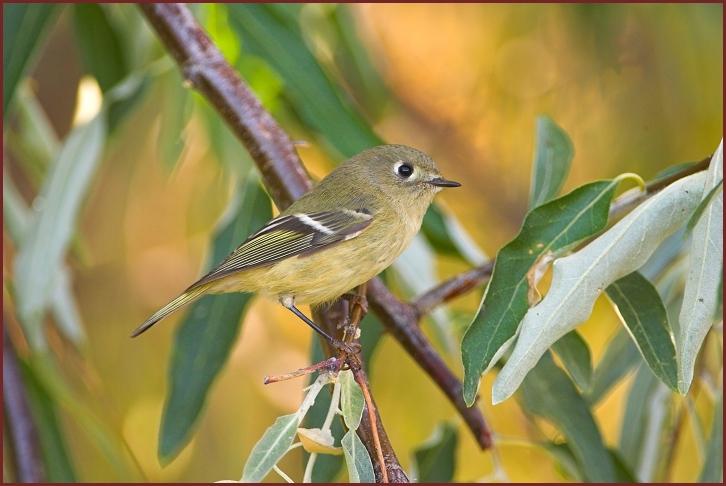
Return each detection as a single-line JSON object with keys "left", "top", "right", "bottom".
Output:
{"left": 396, "top": 163, "right": 414, "bottom": 178}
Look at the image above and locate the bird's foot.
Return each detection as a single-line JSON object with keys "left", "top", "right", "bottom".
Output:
{"left": 343, "top": 291, "right": 369, "bottom": 315}
{"left": 331, "top": 338, "right": 361, "bottom": 357}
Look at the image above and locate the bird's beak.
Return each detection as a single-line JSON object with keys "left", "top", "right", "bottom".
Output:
{"left": 428, "top": 177, "right": 461, "bottom": 188}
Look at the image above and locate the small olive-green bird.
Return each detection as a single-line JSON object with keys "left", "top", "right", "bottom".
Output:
{"left": 131, "top": 144, "right": 460, "bottom": 347}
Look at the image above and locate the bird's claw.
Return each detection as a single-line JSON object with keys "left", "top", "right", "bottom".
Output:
{"left": 332, "top": 338, "right": 361, "bottom": 356}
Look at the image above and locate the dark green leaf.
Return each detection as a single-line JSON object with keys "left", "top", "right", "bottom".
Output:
{"left": 3, "top": 4, "right": 59, "bottom": 116}
{"left": 462, "top": 179, "right": 620, "bottom": 405}
{"left": 72, "top": 4, "right": 127, "bottom": 92}
{"left": 541, "top": 441, "right": 582, "bottom": 480}
{"left": 606, "top": 272, "right": 678, "bottom": 391}
{"left": 609, "top": 448, "right": 637, "bottom": 482}
{"left": 14, "top": 114, "right": 107, "bottom": 349}
{"left": 529, "top": 115, "right": 574, "bottom": 208}
{"left": 227, "top": 4, "right": 380, "bottom": 158}
{"left": 158, "top": 177, "right": 272, "bottom": 462}
{"left": 412, "top": 423, "right": 458, "bottom": 483}
{"left": 587, "top": 329, "right": 641, "bottom": 404}
{"left": 20, "top": 361, "right": 76, "bottom": 481}
{"left": 700, "top": 394, "right": 723, "bottom": 482}
{"left": 551, "top": 331, "right": 592, "bottom": 392}
{"left": 520, "top": 353, "right": 615, "bottom": 481}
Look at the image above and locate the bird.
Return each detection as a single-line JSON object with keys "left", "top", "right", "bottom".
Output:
{"left": 131, "top": 144, "right": 460, "bottom": 350}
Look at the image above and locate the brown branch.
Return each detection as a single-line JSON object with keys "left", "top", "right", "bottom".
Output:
{"left": 3, "top": 323, "right": 45, "bottom": 482}
{"left": 413, "top": 262, "right": 493, "bottom": 317}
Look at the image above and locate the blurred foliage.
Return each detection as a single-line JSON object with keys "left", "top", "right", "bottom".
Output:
{"left": 3, "top": 3, "right": 722, "bottom": 483}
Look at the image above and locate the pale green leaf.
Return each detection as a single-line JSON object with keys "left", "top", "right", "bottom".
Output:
{"left": 606, "top": 272, "right": 678, "bottom": 390}
{"left": 341, "top": 430, "right": 375, "bottom": 483}
{"left": 241, "top": 414, "right": 300, "bottom": 482}
{"left": 411, "top": 422, "right": 458, "bottom": 483}
{"left": 339, "top": 370, "right": 364, "bottom": 430}
{"left": 678, "top": 140, "right": 723, "bottom": 393}
{"left": 529, "top": 115, "right": 574, "bottom": 208}
{"left": 159, "top": 177, "right": 271, "bottom": 462}
{"left": 462, "top": 179, "right": 620, "bottom": 405}
{"left": 551, "top": 331, "right": 592, "bottom": 391}
{"left": 493, "top": 172, "right": 706, "bottom": 404}
{"left": 14, "top": 114, "right": 107, "bottom": 349}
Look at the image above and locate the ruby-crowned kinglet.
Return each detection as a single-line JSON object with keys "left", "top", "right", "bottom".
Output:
{"left": 132, "top": 144, "right": 460, "bottom": 348}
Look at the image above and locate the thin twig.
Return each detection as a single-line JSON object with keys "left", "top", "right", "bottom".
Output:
{"left": 263, "top": 357, "right": 340, "bottom": 385}
{"left": 413, "top": 262, "right": 493, "bottom": 316}
{"left": 3, "top": 323, "right": 45, "bottom": 482}
{"left": 353, "top": 367, "right": 388, "bottom": 483}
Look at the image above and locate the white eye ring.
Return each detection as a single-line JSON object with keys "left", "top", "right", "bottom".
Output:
{"left": 393, "top": 160, "right": 415, "bottom": 179}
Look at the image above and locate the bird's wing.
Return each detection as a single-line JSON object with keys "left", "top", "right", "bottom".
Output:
{"left": 190, "top": 208, "right": 374, "bottom": 288}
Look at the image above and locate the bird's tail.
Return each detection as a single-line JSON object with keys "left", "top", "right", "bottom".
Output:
{"left": 131, "top": 286, "right": 207, "bottom": 337}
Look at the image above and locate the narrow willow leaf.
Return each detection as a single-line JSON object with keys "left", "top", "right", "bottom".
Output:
{"left": 411, "top": 422, "right": 458, "bottom": 483}
{"left": 72, "top": 4, "right": 127, "bottom": 92}
{"left": 462, "top": 179, "right": 620, "bottom": 405}
{"left": 159, "top": 177, "right": 271, "bottom": 462}
{"left": 541, "top": 442, "right": 582, "bottom": 481}
{"left": 551, "top": 331, "right": 592, "bottom": 392}
{"left": 687, "top": 180, "right": 723, "bottom": 232}
{"left": 618, "top": 365, "right": 661, "bottom": 475}
{"left": 493, "top": 172, "right": 706, "bottom": 404}
{"left": 605, "top": 272, "right": 678, "bottom": 390}
{"left": 4, "top": 176, "right": 85, "bottom": 345}
{"left": 241, "top": 414, "right": 300, "bottom": 482}
{"left": 20, "top": 361, "right": 76, "bottom": 481}
{"left": 14, "top": 114, "right": 107, "bottom": 349}
{"left": 678, "top": 140, "right": 723, "bottom": 393}
{"left": 700, "top": 394, "right": 723, "bottom": 481}
{"left": 520, "top": 354, "right": 615, "bottom": 481}
{"left": 587, "top": 329, "right": 641, "bottom": 404}
{"left": 3, "top": 4, "right": 59, "bottom": 115}
{"left": 339, "top": 370, "right": 364, "bottom": 430}
{"left": 529, "top": 115, "right": 574, "bottom": 208}
{"left": 341, "top": 430, "right": 375, "bottom": 483}
{"left": 421, "top": 204, "right": 488, "bottom": 265}
{"left": 158, "top": 69, "right": 193, "bottom": 171}
{"left": 227, "top": 4, "right": 379, "bottom": 158}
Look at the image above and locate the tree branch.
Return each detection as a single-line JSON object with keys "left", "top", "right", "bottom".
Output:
{"left": 3, "top": 323, "right": 45, "bottom": 482}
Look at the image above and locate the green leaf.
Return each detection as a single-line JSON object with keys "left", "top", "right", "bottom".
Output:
{"left": 241, "top": 413, "right": 300, "bottom": 482}
{"left": 541, "top": 442, "right": 582, "bottom": 480}
{"left": 529, "top": 115, "right": 574, "bottom": 208}
{"left": 462, "top": 179, "right": 620, "bottom": 405}
{"left": 14, "top": 114, "right": 107, "bottom": 349}
{"left": 19, "top": 361, "right": 76, "bottom": 481}
{"left": 3, "top": 4, "right": 59, "bottom": 116}
{"left": 339, "top": 370, "right": 364, "bottom": 430}
{"left": 687, "top": 180, "right": 723, "bottom": 232}
{"left": 72, "top": 4, "right": 127, "bottom": 92}
{"left": 341, "top": 430, "right": 375, "bottom": 483}
{"left": 227, "top": 4, "right": 380, "bottom": 158}
{"left": 157, "top": 70, "right": 193, "bottom": 172}
{"left": 421, "top": 204, "right": 488, "bottom": 265}
{"left": 678, "top": 140, "right": 723, "bottom": 393}
{"left": 520, "top": 353, "right": 615, "bottom": 481}
{"left": 411, "top": 422, "right": 458, "bottom": 483}
{"left": 493, "top": 172, "right": 706, "bottom": 404}
{"left": 587, "top": 329, "right": 640, "bottom": 404}
{"left": 159, "top": 176, "right": 272, "bottom": 462}
{"left": 700, "top": 394, "right": 723, "bottom": 481}
{"left": 618, "top": 364, "right": 664, "bottom": 477}
{"left": 605, "top": 272, "right": 678, "bottom": 390}
{"left": 551, "top": 331, "right": 592, "bottom": 392}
